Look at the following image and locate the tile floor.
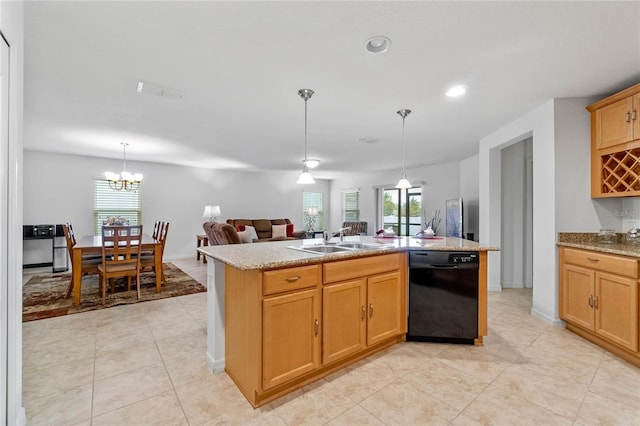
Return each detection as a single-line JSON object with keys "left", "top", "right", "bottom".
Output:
{"left": 22, "top": 258, "right": 640, "bottom": 425}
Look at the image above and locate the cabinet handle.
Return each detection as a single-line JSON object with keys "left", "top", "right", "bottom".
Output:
{"left": 369, "top": 303, "right": 374, "bottom": 318}
{"left": 588, "top": 295, "right": 593, "bottom": 307}
{"left": 633, "top": 109, "right": 637, "bottom": 121}
{"left": 626, "top": 111, "right": 631, "bottom": 123}
{"left": 586, "top": 257, "right": 600, "bottom": 262}
{"left": 361, "top": 305, "right": 366, "bottom": 320}
{"left": 284, "top": 276, "right": 301, "bottom": 282}
{"left": 314, "top": 319, "right": 319, "bottom": 336}
{"left": 594, "top": 296, "right": 599, "bottom": 309}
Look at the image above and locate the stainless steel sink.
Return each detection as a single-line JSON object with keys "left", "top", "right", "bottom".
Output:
{"left": 337, "top": 242, "right": 380, "bottom": 249}
{"left": 288, "top": 245, "right": 354, "bottom": 254}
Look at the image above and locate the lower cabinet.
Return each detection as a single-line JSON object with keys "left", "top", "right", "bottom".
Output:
{"left": 262, "top": 288, "right": 321, "bottom": 389}
{"left": 559, "top": 247, "right": 639, "bottom": 363}
{"left": 322, "top": 270, "right": 403, "bottom": 365}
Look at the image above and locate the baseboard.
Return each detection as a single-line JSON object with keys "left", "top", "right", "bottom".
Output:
{"left": 530, "top": 306, "right": 563, "bottom": 326}
{"left": 16, "top": 407, "right": 27, "bottom": 426}
{"left": 205, "top": 351, "right": 225, "bottom": 373}
{"left": 501, "top": 281, "right": 524, "bottom": 289}
{"left": 488, "top": 283, "right": 502, "bottom": 292}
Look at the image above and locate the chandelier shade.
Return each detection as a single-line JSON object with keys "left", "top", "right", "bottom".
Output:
{"left": 105, "top": 142, "right": 143, "bottom": 191}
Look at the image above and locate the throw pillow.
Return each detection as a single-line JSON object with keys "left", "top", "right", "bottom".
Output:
{"left": 235, "top": 224, "right": 246, "bottom": 232}
{"left": 237, "top": 230, "right": 252, "bottom": 243}
{"left": 245, "top": 225, "right": 259, "bottom": 241}
{"left": 286, "top": 223, "right": 294, "bottom": 237}
{"left": 272, "top": 224, "right": 287, "bottom": 239}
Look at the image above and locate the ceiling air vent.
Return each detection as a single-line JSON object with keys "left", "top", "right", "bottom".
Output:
{"left": 136, "top": 81, "right": 183, "bottom": 100}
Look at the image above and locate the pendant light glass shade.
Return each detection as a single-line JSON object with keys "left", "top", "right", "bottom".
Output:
{"left": 297, "top": 88, "right": 315, "bottom": 185}
{"left": 395, "top": 109, "right": 412, "bottom": 189}
{"left": 297, "top": 166, "right": 316, "bottom": 184}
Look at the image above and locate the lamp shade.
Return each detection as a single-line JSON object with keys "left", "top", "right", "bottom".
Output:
{"left": 203, "top": 205, "right": 222, "bottom": 220}
{"left": 296, "top": 168, "right": 315, "bottom": 184}
{"left": 395, "top": 177, "right": 412, "bottom": 189}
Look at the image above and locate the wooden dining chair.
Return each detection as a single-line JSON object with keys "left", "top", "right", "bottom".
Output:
{"left": 98, "top": 225, "right": 143, "bottom": 304}
{"left": 140, "top": 221, "right": 169, "bottom": 284}
{"left": 63, "top": 222, "right": 102, "bottom": 298}
{"left": 152, "top": 220, "right": 161, "bottom": 240}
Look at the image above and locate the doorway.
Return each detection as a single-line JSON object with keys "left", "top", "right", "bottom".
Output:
{"left": 500, "top": 137, "right": 533, "bottom": 289}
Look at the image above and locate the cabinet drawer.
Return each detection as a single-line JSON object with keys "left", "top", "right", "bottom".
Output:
{"left": 563, "top": 248, "right": 638, "bottom": 278}
{"left": 324, "top": 253, "right": 402, "bottom": 284}
{"left": 263, "top": 264, "right": 321, "bottom": 295}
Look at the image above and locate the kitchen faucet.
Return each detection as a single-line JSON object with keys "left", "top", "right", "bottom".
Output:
{"left": 324, "top": 226, "right": 352, "bottom": 243}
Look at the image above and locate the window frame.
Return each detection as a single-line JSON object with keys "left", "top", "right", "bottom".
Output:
{"left": 93, "top": 179, "right": 142, "bottom": 235}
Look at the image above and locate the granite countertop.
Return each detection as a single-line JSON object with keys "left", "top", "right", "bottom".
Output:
{"left": 198, "top": 235, "right": 499, "bottom": 270}
{"left": 558, "top": 232, "right": 640, "bottom": 258}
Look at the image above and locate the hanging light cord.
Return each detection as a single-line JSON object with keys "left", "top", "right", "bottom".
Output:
{"left": 304, "top": 97, "right": 308, "bottom": 162}
{"left": 401, "top": 115, "right": 406, "bottom": 177}
{"left": 121, "top": 142, "right": 128, "bottom": 172}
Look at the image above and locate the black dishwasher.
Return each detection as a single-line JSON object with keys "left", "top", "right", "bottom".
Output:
{"left": 407, "top": 251, "right": 479, "bottom": 344}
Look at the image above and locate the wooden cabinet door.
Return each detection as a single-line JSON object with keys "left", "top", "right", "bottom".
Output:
{"left": 595, "top": 96, "right": 634, "bottom": 149}
{"left": 633, "top": 93, "right": 640, "bottom": 140}
{"left": 262, "top": 288, "right": 321, "bottom": 390}
{"left": 366, "top": 271, "right": 403, "bottom": 346}
{"left": 561, "top": 264, "right": 595, "bottom": 330}
{"left": 595, "top": 272, "right": 639, "bottom": 351}
{"left": 322, "top": 279, "right": 366, "bottom": 364}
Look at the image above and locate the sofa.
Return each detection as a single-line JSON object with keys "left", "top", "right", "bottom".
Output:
{"left": 226, "top": 218, "right": 305, "bottom": 242}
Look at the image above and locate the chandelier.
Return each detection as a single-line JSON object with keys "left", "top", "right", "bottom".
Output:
{"left": 105, "top": 142, "right": 143, "bottom": 191}
{"left": 296, "top": 88, "right": 316, "bottom": 184}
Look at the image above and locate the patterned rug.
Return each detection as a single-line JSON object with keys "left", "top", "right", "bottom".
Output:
{"left": 22, "top": 263, "right": 206, "bottom": 322}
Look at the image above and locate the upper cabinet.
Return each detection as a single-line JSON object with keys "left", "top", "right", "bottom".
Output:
{"left": 587, "top": 83, "right": 640, "bottom": 197}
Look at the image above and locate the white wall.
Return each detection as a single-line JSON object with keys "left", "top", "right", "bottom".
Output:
{"left": 0, "top": 0, "right": 25, "bottom": 424}
{"left": 554, "top": 97, "right": 622, "bottom": 232}
{"left": 329, "top": 162, "right": 461, "bottom": 235}
{"left": 23, "top": 151, "right": 330, "bottom": 260}
{"left": 460, "top": 154, "right": 479, "bottom": 240}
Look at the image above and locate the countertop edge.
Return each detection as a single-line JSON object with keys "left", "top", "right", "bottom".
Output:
{"left": 557, "top": 241, "right": 640, "bottom": 258}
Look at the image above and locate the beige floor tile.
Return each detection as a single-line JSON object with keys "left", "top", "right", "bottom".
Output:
{"left": 325, "top": 404, "right": 384, "bottom": 425}
{"left": 575, "top": 391, "right": 640, "bottom": 426}
{"left": 163, "top": 346, "right": 213, "bottom": 387}
{"left": 23, "top": 357, "right": 94, "bottom": 401}
{"left": 174, "top": 373, "right": 248, "bottom": 425}
{"left": 92, "top": 390, "right": 188, "bottom": 426}
{"left": 94, "top": 340, "right": 163, "bottom": 380}
{"left": 400, "top": 358, "right": 490, "bottom": 410}
{"left": 322, "top": 354, "right": 399, "bottom": 404}
{"left": 25, "top": 334, "right": 96, "bottom": 370}
{"left": 366, "top": 343, "right": 427, "bottom": 377}
{"left": 270, "top": 379, "right": 357, "bottom": 426}
{"left": 147, "top": 314, "right": 205, "bottom": 341}
{"left": 201, "top": 402, "right": 286, "bottom": 426}
{"left": 450, "top": 414, "right": 484, "bottom": 425}
{"left": 463, "top": 386, "right": 573, "bottom": 426}
{"left": 403, "top": 340, "right": 451, "bottom": 358}
{"left": 92, "top": 363, "right": 173, "bottom": 417}
{"left": 155, "top": 329, "right": 206, "bottom": 360}
{"left": 488, "top": 364, "right": 589, "bottom": 419}
{"left": 434, "top": 345, "right": 509, "bottom": 382}
{"left": 519, "top": 343, "right": 602, "bottom": 386}
{"left": 589, "top": 353, "right": 640, "bottom": 408}
{"left": 95, "top": 323, "right": 155, "bottom": 353}
{"left": 24, "top": 383, "right": 92, "bottom": 426}
{"left": 359, "top": 379, "right": 460, "bottom": 425}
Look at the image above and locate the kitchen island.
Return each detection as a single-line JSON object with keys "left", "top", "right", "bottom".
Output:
{"left": 199, "top": 236, "right": 497, "bottom": 407}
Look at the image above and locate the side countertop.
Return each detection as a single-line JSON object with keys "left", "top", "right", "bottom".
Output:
{"left": 198, "top": 235, "right": 499, "bottom": 271}
{"left": 558, "top": 232, "right": 640, "bottom": 258}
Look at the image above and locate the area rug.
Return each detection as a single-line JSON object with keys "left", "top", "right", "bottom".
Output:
{"left": 22, "top": 263, "right": 206, "bottom": 322}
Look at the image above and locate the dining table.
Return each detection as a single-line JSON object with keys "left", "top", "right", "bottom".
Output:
{"left": 72, "top": 234, "right": 163, "bottom": 306}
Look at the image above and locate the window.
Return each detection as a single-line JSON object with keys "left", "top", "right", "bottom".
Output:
{"left": 93, "top": 180, "right": 142, "bottom": 235}
{"left": 382, "top": 186, "right": 422, "bottom": 236}
{"left": 302, "top": 191, "right": 323, "bottom": 231}
{"left": 342, "top": 190, "right": 360, "bottom": 221}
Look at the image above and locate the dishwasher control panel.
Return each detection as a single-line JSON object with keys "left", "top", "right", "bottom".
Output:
{"left": 449, "top": 253, "right": 478, "bottom": 264}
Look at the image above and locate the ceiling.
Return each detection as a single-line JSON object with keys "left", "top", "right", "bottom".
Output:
{"left": 23, "top": 1, "right": 640, "bottom": 179}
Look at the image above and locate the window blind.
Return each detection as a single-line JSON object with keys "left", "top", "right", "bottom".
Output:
{"left": 343, "top": 191, "right": 360, "bottom": 221}
{"left": 93, "top": 180, "right": 142, "bottom": 235}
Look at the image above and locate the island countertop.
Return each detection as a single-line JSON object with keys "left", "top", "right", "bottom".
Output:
{"left": 198, "top": 235, "right": 498, "bottom": 271}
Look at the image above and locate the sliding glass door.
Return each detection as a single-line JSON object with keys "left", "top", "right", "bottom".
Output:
{"left": 382, "top": 187, "right": 422, "bottom": 236}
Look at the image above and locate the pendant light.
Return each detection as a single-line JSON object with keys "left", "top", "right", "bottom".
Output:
{"left": 105, "top": 142, "right": 143, "bottom": 191}
{"left": 296, "top": 88, "right": 316, "bottom": 185}
{"left": 395, "top": 109, "right": 412, "bottom": 189}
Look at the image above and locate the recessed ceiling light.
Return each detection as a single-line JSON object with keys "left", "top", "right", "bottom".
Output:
{"left": 364, "top": 36, "right": 391, "bottom": 54}
{"left": 446, "top": 85, "right": 467, "bottom": 97}
{"left": 303, "top": 159, "right": 320, "bottom": 169}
